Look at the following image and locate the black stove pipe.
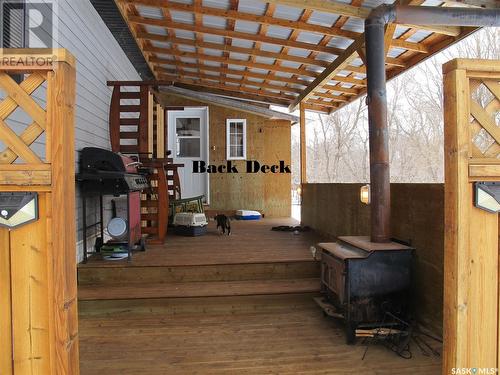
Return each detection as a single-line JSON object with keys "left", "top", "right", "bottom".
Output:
{"left": 365, "top": 5, "right": 500, "bottom": 243}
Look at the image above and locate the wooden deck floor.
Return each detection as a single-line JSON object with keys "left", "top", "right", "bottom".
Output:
{"left": 79, "top": 300, "right": 442, "bottom": 374}
{"left": 79, "top": 218, "right": 317, "bottom": 267}
{"left": 78, "top": 218, "right": 442, "bottom": 374}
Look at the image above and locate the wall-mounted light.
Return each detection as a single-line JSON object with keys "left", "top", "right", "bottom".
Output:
{"left": 474, "top": 182, "right": 500, "bottom": 213}
{"left": 0, "top": 192, "right": 38, "bottom": 229}
{"left": 360, "top": 184, "right": 370, "bottom": 205}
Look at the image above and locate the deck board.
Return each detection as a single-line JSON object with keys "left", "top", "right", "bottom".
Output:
{"left": 78, "top": 278, "right": 320, "bottom": 300}
{"left": 79, "top": 218, "right": 317, "bottom": 267}
{"left": 79, "top": 303, "right": 442, "bottom": 374}
{"left": 78, "top": 218, "right": 442, "bottom": 373}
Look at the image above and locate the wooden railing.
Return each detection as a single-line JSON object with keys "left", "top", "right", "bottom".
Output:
{"left": 0, "top": 49, "right": 79, "bottom": 374}
{"left": 443, "top": 58, "right": 500, "bottom": 374}
{"left": 107, "top": 81, "right": 182, "bottom": 244}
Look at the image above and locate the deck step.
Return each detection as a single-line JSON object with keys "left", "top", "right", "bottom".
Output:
{"left": 78, "top": 278, "right": 320, "bottom": 301}
{"left": 78, "top": 293, "right": 319, "bottom": 317}
{"left": 78, "top": 261, "right": 319, "bottom": 285}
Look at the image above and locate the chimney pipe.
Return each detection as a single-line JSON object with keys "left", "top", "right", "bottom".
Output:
{"left": 364, "top": 5, "right": 500, "bottom": 243}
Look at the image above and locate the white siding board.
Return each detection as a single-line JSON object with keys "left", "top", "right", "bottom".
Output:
{"left": 0, "top": 0, "right": 141, "bottom": 262}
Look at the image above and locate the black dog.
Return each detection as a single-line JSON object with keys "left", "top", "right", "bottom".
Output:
{"left": 215, "top": 214, "right": 231, "bottom": 236}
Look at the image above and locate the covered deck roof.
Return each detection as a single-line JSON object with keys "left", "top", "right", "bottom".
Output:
{"left": 109, "top": 0, "right": 479, "bottom": 113}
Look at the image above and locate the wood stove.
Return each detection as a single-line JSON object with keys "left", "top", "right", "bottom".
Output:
{"left": 317, "top": 236, "right": 413, "bottom": 343}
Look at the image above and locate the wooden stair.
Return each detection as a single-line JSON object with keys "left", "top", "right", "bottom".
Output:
{"left": 108, "top": 82, "right": 182, "bottom": 244}
{"left": 78, "top": 260, "right": 320, "bottom": 316}
{"left": 78, "top": 278, "right": 319, "bottom": 300}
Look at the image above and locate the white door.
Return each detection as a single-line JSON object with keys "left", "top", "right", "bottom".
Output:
{"left": 168, "top": 107, "right": 209, "bottom": 203}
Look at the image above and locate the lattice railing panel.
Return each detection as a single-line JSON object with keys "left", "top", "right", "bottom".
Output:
{"left": 0, "top": 72, "right": 47, "bottom": 164}
{"left": 469, "top": 78, "right": 500, "bottom": 159}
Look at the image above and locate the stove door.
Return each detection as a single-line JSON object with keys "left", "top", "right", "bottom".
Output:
{"left": 321, "top": 251, "right": 346, "bottom": 304}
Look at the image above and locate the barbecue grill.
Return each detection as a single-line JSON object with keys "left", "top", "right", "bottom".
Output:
{"left": 77, "top": 147, "right": 150, "bottom": 262}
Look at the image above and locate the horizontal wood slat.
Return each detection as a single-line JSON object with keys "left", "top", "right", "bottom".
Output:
{"left": 0, "top": 170, "right": 51, "bottom": 185}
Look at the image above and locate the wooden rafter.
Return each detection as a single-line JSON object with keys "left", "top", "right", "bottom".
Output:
{"left": 288, "top": 35, "right": 365, "bottom": 111}
{"left": 127, "top": 15, "right": 346, "bottom": 55}
{"left": 154, "top": 65, "right": 363, "bottom": 94}
{"left": 114, "top": 0, "right": 481, "bottom": 111}
{"left": 265, "top": 0, "right": 462, "bottom": 36}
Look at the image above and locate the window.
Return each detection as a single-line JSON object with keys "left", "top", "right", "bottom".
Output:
{"left": 226, "top": 119, "right": 246, "bottom": 160}
{"left": 176, "top": 117, "right": 201, "bottom": 158}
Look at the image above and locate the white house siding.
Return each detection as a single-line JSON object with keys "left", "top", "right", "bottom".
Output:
{"left": 0, "top": 0, "right": 141, "bottom": 262}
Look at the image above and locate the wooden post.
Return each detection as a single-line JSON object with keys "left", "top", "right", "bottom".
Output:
{"left": 443, "top": 58, "right": 500, "bottom": 374}
{"left": 156, "top": 103, "right": 165, "bottom": 158}
{"left": 148, "top": 90, "right": 154, "bottom": 157}
{"left": 299, "top": 102, "right": 307, "bottom": 185}
{"left": 0, "top": 49, "right": 79, "bottom": 375}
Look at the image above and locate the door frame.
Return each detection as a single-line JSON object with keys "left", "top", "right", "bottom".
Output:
{"left": 168, "top": 106, "right": 210, "bottom": 205}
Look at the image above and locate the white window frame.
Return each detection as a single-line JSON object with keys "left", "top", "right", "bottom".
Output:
{"left": 226, "top": 119, "right": 247, "bottom": 160}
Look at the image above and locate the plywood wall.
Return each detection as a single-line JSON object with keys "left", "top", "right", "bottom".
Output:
{"left": 301, "top": 183, "right": 445, "bottom": 335}
{"left": 161, "top": 96, "right": 292, "bottom": 217}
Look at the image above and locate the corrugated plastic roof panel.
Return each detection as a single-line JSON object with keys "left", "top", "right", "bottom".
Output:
{"left": 175, "top": 30, "right": 196, "bottom": 39}
{"left": 178, "top": 45, "right": 197, "bottom": 53}
{"left": 136, "top": 5, "right": 163, "bottom": 19}
{"left": 234, "top": 20, "right": 261, "bottom": 34}
{"left": 254, "top": 56, "right": 276, "bottom": 65}
{"left": 341, "top": 18, "right": 365, "bottom": 33}
{"left": 273, "top": 4, "right": 303, "bottom": 21}
{"left": 204, "top": 48, "right": 224, "bottom": 57}
{"left": 230, "top": 52, "right": 250, "bottom": 61}
{"left": 260, "top": 43, "right": 283, "bottom": 53}
{"left": 145, "top": 25, "right": 168, "bottom": 35}
{"left": 237, "top": 0, "right": 266, "bottom": 15}
{"left": 170, "top": 10, "right": 194, "bottom": 24}
{"left": 296, "top": 31, "right": 324, "bottom": 45}
{"left": 203, "top": 0, "right": 230, "bottom": 9}
{"left": 231, "top": 39, "right": 255, "bottom": 48}
{"left": 152, "top": 41, "right": 172, "bottom": 49}
{"left": 266, "top": 25, "right": 292, "bottom": 39}
{"left": 308, "top": 11, "right": 339, "bottom": 27}
{"left": 203, "top": 34, "right": 225, "bottom": 43}
{"left": 203, "top": 15, "right": 227, "bottom": 29}
{"left": 406, "top": 30, "right": 433, "bottom": 43}
{"left": 117, "top": 0, "right": 476, "bottom": 110}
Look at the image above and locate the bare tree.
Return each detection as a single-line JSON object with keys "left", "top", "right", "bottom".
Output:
{"left": 298, "top": 27, "right": 498, "bottom": 184}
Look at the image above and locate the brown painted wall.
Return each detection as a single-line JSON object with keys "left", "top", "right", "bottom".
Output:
{"left": 302, "top": 183, "right": 444, "bottom": 335}
{"left": 160, "top": 96, "right": 291, "bottom": 217}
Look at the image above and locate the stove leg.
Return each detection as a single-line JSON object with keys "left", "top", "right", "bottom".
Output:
{"left": 345, "top": 319, "right": 357, "bottom": 345}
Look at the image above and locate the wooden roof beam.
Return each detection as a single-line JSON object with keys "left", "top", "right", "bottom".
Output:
{"left": 139, "top": 32, "right": 407, "bottom": 70}
{"left": 120, "top": 0, "right": 360, "bottom": 40}
{"left": 146, "top": 47, "right": 371, "bottom": 79}
{"left": 124, "top": 0, "right": 426, "bottom": 54}
{"left": 265, "top": 0, "right": 462, "bottom": 36}
{"left": 127, "top": 14, "right": 345, "bottom": 55}
{"left": 158, "top": 74, "right": 297, "bottom": 102}
{"left": 152, "top": 63, "right": 366, "bottom": 92}
{"left": 158, "top": 69, "right": 304, "bottom": 96}
{"left": 173, "top": 82, "right": 292, "bottom": 107}
{"left": 136, "top": 32, "right": 331, "bottom": 68}
{"left": 288, "top": 35, "right": 365, "bottom": 111}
